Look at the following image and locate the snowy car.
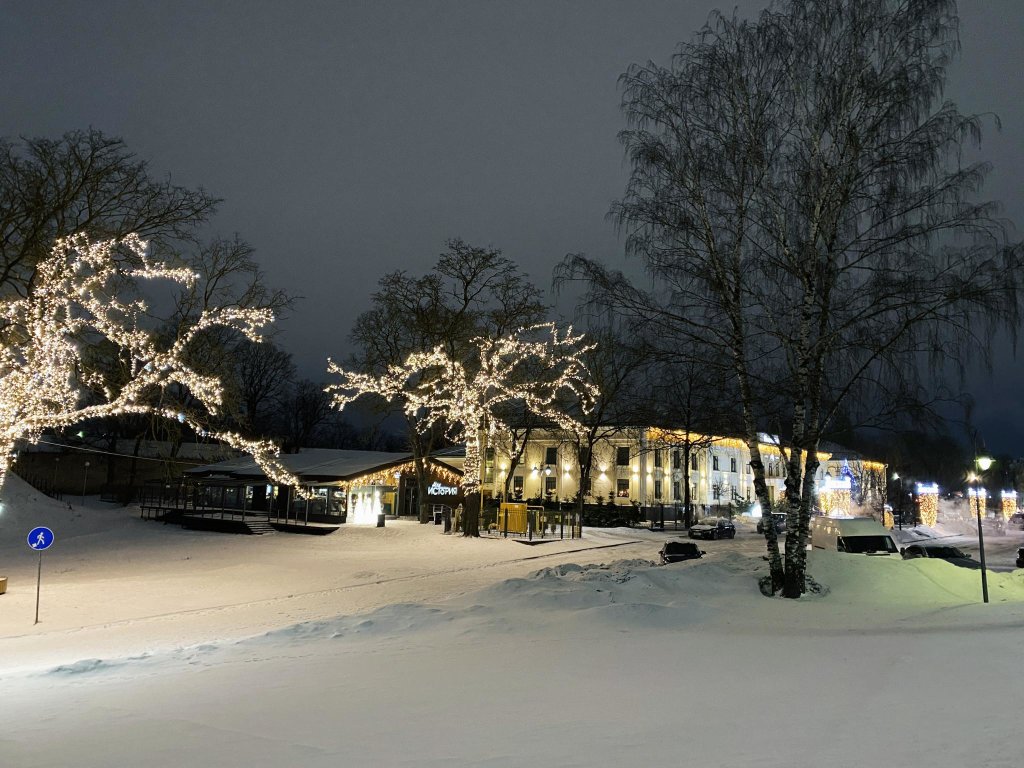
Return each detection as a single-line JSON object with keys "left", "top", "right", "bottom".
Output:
{"left": 688, "top": 517, "right": 736, "bottom": 540}
{"left": 659, "top": 541, "right": 705, "bottom": 564}
{"left": 901, "top": 544, "right": 979, "bottom": 569}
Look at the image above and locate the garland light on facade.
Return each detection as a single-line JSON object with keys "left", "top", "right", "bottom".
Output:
{"left": 0, "top": 234, "right": 304, "bottom": 493}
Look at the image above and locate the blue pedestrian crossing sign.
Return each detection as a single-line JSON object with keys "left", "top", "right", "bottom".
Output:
{"left": 27, "top": 526, "right": 54, "bottom": 551}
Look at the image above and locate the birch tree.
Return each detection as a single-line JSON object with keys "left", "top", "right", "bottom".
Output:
{"left": 561, "top": 0, "right": 1020, "bottom": 597}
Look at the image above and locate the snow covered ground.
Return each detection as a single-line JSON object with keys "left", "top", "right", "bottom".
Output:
{"left": 2, "top": 474, "right": 1023, "bottom": 767}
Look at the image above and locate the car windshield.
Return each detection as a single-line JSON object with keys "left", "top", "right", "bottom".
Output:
{"left": 840, "top": 535, "right": 897, "bottom": 554}
{"left": 926, "top": 546, "right": 966, "bottom": 559}
{"left": 773, "top": 514, "right": 786, "bottom": 521}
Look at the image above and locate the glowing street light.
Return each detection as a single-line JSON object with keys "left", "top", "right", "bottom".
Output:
{"left": 972, "top": 455, "right": 993, "bottom": 604}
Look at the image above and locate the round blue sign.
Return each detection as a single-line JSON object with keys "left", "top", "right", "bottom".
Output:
{"left": 27, "top": 526, "right": 54, "bottom": 551}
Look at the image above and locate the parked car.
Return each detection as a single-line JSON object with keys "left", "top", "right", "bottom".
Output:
{"left": 660, "top": 540, "right": 705, "bottom": 564}
{"left": 688, "top": 517, "right": 736, "bottom": 540}
{"left": 756, "top": 512, "right": 787, "bottom": 534}
{"left": 1016, "top": 547, "right": 1024, "bottom": 569}
{"left": 1007, "top": 512, "right": 1024, "bottom": 531}
{"left": 901, "top": 544, "right": 979, "bottom": 569}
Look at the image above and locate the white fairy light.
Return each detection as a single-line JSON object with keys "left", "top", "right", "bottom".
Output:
{"left": 0, "top": 234, "right": 304, "bottom": 493}
{"left": 327, "top": 323, "right": 599, "bottom": 492}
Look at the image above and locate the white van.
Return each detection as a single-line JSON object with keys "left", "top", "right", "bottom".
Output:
{"left": 810, "top": 516, "right": 898, "bottom": 555}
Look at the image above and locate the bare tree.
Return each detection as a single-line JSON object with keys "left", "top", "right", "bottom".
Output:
{"left": 346, "top": 239, "right": 547, "bottom": 522}
{"left": 562, "top": 0, "right": 1020, "bottom": 597}
{"left": 0, "top": 129, "right": 217, "bottom": 297}
{"left": 278, "top": 379, "right": 335, "bottom": 452}
{"left": 232, "top": 339, "right": 296, "bottom": 435}
{"left": 0, "top": 234, "right": 303, "bottom": 490}
{"left": 329, "top": 324, "right": 597, "bottom": 536}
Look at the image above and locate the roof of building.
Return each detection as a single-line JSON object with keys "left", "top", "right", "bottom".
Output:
{"left": 187, "top": 448, "right": 463, "bottom": 483}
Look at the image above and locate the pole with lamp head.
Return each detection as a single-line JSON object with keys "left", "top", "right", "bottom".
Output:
{"left": 82, "top": 460, "right": 90, "bottom": 506}
{"left": 973, "top": 455, "right": 992, "bottom": 604}
{"left": 892, "top": 472, "right": 902, "bottom": 530}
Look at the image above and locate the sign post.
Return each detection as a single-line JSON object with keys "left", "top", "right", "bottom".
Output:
{"left": 27, "top": 526, "right": 54, "bottom": 625}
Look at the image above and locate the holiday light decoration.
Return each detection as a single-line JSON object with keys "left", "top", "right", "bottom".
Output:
{"left": 326, "top": 323, "right": 598, "bottom": 495}
{"left": 1001, "top": 490, "right": 1017, "bottom": 521}
{"left": 917, "top": 482, "right": 940, "bottom": 528}
{"left": 0, "top": 234, "right": 304, "bottom": 492}
{"left": 819, "top": 475, "right": 852, "bottom": 517}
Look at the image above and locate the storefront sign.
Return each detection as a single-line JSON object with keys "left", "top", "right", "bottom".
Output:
{"left": 427, "top": 482, "right": 459, "bottom": 496}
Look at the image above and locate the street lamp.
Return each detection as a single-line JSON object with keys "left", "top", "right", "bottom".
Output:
{"left": 82, "top": 460, "right": 90, "bottom": 505}
{"left": 972, "top": 455, "right": 993, "bottom": 604}
{"left": 893, "top": 472, "right": 903, "bottom": 530}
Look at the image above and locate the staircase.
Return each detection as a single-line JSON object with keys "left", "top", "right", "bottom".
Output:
{"left": 243, "top": 520, "right": 276, "bottom": 535}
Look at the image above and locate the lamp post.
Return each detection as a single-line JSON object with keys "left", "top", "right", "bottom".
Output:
{"left": 972, "top": 455, "right": 992, "bottom": 604}
{"left": 893, "top": 472, "right": 902, "bottom": 530}
{"left": 82, "top": 460, "right": 90, "bottom": 506}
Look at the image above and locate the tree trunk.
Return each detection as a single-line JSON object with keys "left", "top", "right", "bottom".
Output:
{"left": 784, "top": 449, "right": 819, "bottom": 598}
{"left": 463, "top": 491, "right": 481, "bottom": 537}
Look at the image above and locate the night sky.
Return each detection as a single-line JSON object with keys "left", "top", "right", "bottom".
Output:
{"left": 3, "top": 1, "right": 1022, "bottom": 453}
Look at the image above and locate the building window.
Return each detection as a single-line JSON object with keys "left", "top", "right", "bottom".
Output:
{"left": 579, "top": 447, "right": 591, "bottom": 467}
{"left": 713, "top": 455, "right": 720, "bottom": 471}
{"left": 616, "top": 447, "right": 630, "bottom": 466}
{"left": 691, "top": 454, "right": 698, "bottom": 471}
{"left": 672, "top": 481, "right": 680, "bottom": 500}
{"left": 544, "top": 477, "right": 556, "bottom": 496}
{"left": 544, "top": 446, "right": 557, "bottom": 466}
{"left": 513, "top": 475, "right": 524, "bottom": 498}
{"left": 616, "top": 479, "right": 630, "bottom": 498}
{"left": 713, "top": 485, "right": 721, "bottom": 501}
{"left": 747, "top": 463, "right": 751, "bottom": 475}
{"left": 654, "top": 479, "right": 662, "bottom": 499}
{"left": 582, "top": 477, "right": 592, "bottom": 495}
{"left": 730, "top": 457, "right": 737, "bottom": 473}
{"left": 654, "top": 450, "right": 663, "bottom": 468}
{"left": 672, "top": 451, "right": 681, "bottom": 469}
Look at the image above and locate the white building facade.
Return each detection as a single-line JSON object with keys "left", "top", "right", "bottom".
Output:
{"left": 488, "top": 427, "right": 885, "bottom": 512}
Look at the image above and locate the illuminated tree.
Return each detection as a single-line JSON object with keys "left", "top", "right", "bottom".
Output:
{"left": 328, "top": 323, "right": 597, "bottom": 536}
{"left": 348, "top": 240, "right": 547, "bottom": 522}
{"left": 0, "top": 233, "right": 302, "bottom": 491}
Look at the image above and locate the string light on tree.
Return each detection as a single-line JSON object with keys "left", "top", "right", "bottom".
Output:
{"left": 1001, "top": 490, "right": 1017, "bottom": 521}
{"left": 0, "top": 234, "right": 304, "bottom": 493}
{"left": 916, "top": 482, "right": 939, "bottom": 528}
{"left": 327, "top": 323, "right": 598, "bottom": 534}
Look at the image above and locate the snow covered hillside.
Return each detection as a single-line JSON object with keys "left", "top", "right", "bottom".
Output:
{"left": 2, "top": 473, "right": 1023, "bottom": 767}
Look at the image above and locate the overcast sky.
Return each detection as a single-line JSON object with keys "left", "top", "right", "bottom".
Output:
{"left": 3, "top": 0, "right": 1022, "bottom": 454}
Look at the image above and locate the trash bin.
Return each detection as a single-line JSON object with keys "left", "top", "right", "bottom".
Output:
{"left": 377, "top": 513, "right": 385, "bottom": 528}
{"left": 0, "top": 576, "right": 7, "bottom": 595}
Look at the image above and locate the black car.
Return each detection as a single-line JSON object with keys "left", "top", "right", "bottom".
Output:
{"left": 756, "top": 512, "right": 787, "bottom": 534}
{"left": 688, "top": 517, "right": 737, "bottom": 540}
{"left": 901, "top": 544, "right": 979, "bottom": 569}
{"left": 660, "top": 541, "right": 705, "bottom": 564}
